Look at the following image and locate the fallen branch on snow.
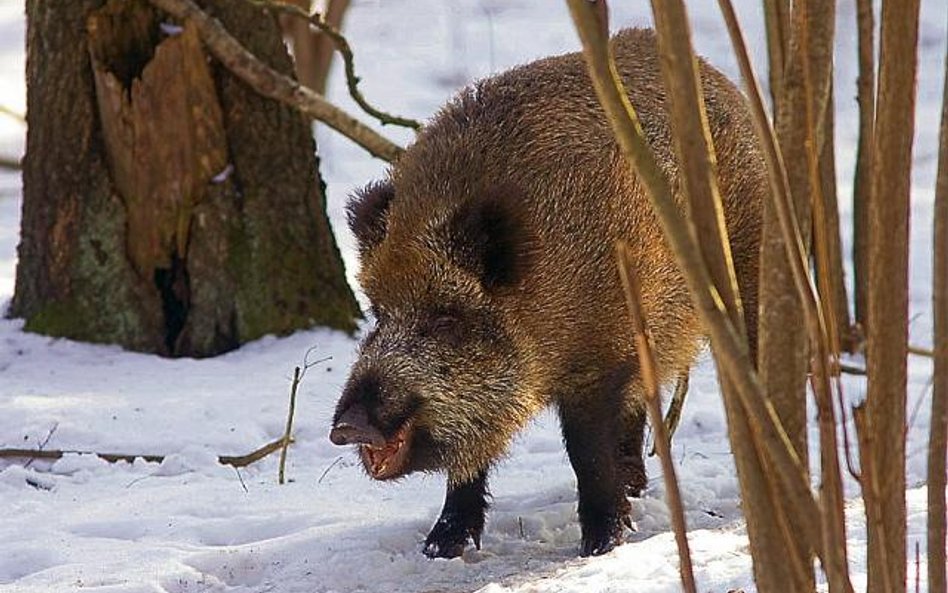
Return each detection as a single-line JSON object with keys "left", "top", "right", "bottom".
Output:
{"left": 0, "top": 436, "right": 292, "bottom": 468}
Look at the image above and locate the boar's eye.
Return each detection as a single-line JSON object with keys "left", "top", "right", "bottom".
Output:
{"left": 420, "top": 310, "right": 463, "bottom": 342}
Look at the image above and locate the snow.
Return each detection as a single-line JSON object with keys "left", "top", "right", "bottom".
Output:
{"left": 0, "top": 1, "right": 943, "bottom": 592}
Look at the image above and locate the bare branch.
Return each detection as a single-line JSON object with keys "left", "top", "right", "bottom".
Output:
{"left": 148, "top": 0, "right": 404, "bottom": 162}
{"left": 0, "top": 104, "right": 24, "bottom": 123}
{"left": 650, "top": 372, "right": 689, "bottom": 456}
{"left": 278, "top": 366, "right": 301, "bottom": 484}
{"left": 258, "top": 0, "right": 421, "bottom": 130}
{"left": 0, "top": 155, "right": 21, "bottom": 171}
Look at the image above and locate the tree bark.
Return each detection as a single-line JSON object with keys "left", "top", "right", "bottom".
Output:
{"left": 12, "top": 0, "right": 360, "bottom": 357}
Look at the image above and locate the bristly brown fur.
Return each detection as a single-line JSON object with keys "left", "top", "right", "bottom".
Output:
{"left": 333, "top": 28, "right": 764, "bottom": 559}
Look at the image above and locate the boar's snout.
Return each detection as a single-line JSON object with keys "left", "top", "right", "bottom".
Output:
{"left": 331, "top": 370, "right": 421, "bottom": 480}
{"left": 331, "top": 372, "right": 388, "bottom": 446}
{"left": 329, "top": 403, "right": 385, "bottom": 446}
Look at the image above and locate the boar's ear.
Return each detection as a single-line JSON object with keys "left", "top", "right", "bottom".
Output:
{"left": 448, "top": 185, "right": 533, "bottom": 290}
{"left": 347, "top": 180, "right": 395, "bottom": 256}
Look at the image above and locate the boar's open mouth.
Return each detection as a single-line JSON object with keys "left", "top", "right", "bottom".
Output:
{"left": 361, "top": 419, "right": 414, "bottom": 480}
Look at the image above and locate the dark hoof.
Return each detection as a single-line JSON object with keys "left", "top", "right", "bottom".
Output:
{"left": 422, "top": 514, "right": 483, "bottom": 559}
{"left": 580, "top": 527, "right": 622, "bottom": 556}
{"left": 579, "top": 503, "right": 630, "bottom": 557}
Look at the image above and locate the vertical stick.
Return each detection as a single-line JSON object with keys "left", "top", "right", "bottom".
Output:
{"left": 928, "top": 12, "right": 948, "bottom": 591}
{"left": 866, "top": 0, "right": 921, "bottom": 591}
{"left": 762, "top": 0, "right": 790, "bottom": 111}
{"left": 814, "top": 86, "right": 855, "bottom": 353}
{"left": 617, "top": 243, "right": 697, "bottom": 593}
{"left": 278, "top": 366, "right": 301, "bottom": 484}
{"left": 648, "top": 0, "right": 744, "bottom": 331}
{"left": 853, "top": 0, "right": 876, "bottom": 332}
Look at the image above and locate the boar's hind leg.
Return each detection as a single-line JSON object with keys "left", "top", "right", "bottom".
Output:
{"left": 616, "top": 406, "right": 647, "bottom": 497}
{"left": 559, "top": 388, "right": 631, "bottom": 556}
{"left": 422, "top": 469, "right": 490, "bottom": 559}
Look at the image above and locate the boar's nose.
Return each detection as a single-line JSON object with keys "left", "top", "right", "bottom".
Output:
{"left": 330, "top": 404, "right": 386, "bottom": 446}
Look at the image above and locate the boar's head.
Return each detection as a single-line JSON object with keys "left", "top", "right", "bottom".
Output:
{"left": 330, "top": 178, "right": 538, "bottom": 484}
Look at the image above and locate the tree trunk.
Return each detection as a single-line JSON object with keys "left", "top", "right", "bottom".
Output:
{"left": 12, "top": 0, "right": 360, "bottom": 357}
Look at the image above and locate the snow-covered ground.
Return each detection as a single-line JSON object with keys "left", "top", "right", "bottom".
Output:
{"left": 0, "top": 1, "right": 943, "bottom": 592}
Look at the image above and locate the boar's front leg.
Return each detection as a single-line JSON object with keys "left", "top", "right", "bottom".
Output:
{"left": 422, "top": 469, "right": 490, "bottom": 558}
{"left": 559, "top": 378, "right": 631, "bottom": 556}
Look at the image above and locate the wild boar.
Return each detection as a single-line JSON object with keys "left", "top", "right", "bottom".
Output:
{"left": 330, "top": 27, "right": 763, "bottom": 558}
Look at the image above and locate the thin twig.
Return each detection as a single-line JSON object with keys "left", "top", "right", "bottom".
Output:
{"left": 837, "top": 381, "right": 862, "bottom": 481}
{"left": 915, "top": 540, "right": 921, "bottom": 593}
{"left": 908, "top": 378, "right": 933, "bottom": 434}
{"left": 148, "top": 0, "right": 404, "bottom": 162}
{"left": 839, "top": 363, "right": 867, "bottom": 376}
{"left": 221, "top": 437, "right": 294, "bottom": 466}
{"left": 278, "top": 350, "right": 331, "bottom": 484}
{"left": 853, "top": 0, "right": 875, "bottom": 328}
{"left": 234, "top": 465, "right": 249, "bottom": 492}
{"left": 24, "top": 422, "right": 59, "bottom": 470}
{"left": 617, "top": 241, "right": 697, "bottom": 593}
{"left": 0, "top": 104, "right": 24, "bottom": 123}
{"left": 278, "top": 366, "right": 301, "bottom": 485}
{"left": 0, "top": 156, "right": 21, "bottom": 171}
{"left": 651, "top": 373, "right": 689, "bottom": 457}
{"left": 256, "top": 0, "right": 421, "bottom": 129}
{"left": 317, "top": 455, "right": 343, "bottom": 483}
{"left": 762, "top": 0, "right": 790, "bottom": 109}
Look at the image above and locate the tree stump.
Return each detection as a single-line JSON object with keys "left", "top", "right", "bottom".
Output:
{"left": 11, "top": 0, "right": 360, "bottom": 357}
